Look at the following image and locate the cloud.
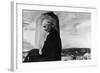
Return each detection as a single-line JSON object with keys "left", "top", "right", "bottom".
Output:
{"left": 60, "top": 19, "right": 91, "bottom": 48}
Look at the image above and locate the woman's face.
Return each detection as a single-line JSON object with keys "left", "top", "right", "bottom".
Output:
{"left": 42, "top": 19, "right": 54, "bottom": 32}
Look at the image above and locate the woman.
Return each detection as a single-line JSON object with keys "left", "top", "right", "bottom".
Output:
{"left": 24, "top": 12, "right": 62, "bottom": 62}
{"left": 40, "top": 12, "right": 62, "bottom": 61}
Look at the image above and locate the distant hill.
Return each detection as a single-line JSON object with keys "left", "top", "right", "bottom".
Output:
{"left": 62, "top": 48, "right": 91, "bottom": 60}
{"left": 62, "top": 48, "right": 90, "bottom": 56}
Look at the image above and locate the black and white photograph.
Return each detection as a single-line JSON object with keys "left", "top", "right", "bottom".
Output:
{"left": 11, "top": 2, "right": 97, "bottom": 71}
{"left": 22, "top": 10, "right": 91, "bottom": 62}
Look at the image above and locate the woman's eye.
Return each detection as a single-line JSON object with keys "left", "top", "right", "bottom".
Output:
{"left": 48, "top": 22, "right": 51, "bottom": 24}
{"left": 43, "top": 26, "right": 46, "bottom": 28}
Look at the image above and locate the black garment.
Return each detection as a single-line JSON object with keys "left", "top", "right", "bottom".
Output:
{"left": 23, "top": 49, "right": 41, "bottom": 62}
{"left": 23, "top": 29, "right": 62, "bottom": 62}
{"left": 41, "top": 29, "right": 62, "bottom": 61}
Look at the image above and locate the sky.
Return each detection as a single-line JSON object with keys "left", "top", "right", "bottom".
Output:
{"left": 22, "top": 10, "right": 91, "bottom": 50}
